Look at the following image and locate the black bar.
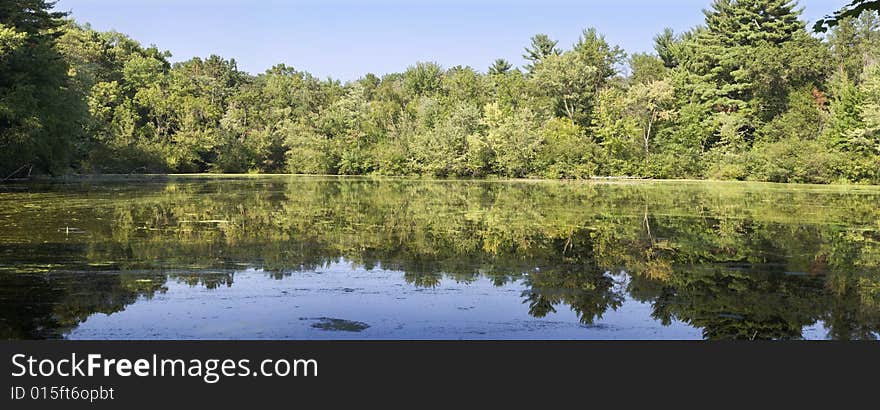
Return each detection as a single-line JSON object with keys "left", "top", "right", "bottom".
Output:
{"left": 1, "top": 341, "right": 877, "bottom": 408}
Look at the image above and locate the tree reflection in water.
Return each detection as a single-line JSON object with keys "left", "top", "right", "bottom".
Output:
{"left": 0, "top": 177, "right": 878, "bottom": 339}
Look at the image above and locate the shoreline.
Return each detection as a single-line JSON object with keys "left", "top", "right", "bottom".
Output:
{"left": 5, "top": 173, "right": 879, "bottom": 189}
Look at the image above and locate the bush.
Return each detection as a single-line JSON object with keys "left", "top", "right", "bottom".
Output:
{"left": 536, "top": 117, "right": 600, "bottom": 179}
{"left": 747, "top": 139, "right": 844, "bottom": 184}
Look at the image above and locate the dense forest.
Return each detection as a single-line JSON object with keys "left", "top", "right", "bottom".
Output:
{"left": 3, "top": 0, "right": 880, "bottom": 183}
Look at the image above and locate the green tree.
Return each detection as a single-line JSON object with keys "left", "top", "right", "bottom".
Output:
{"left": 0, "top": 1, "right": 84, "bottom": 176}
{"left": 815, "top": 0, "right": 880, "bottom": 32}
{"left": 591, "top": 87, "right": 642, "bottom": 175}
{"left": 481, "top": 103, "right": 542, "bottom": 177}
{"left": 653, "top": 28, "right": 681, "bottom": 68}
{"left": 629, "top": 53, "right": 668, "bottom": 85}
{"left": 403, "top": 61, "right": 444, "bottom": 97}
{"left": 827, "top": 13, "right": 880, "bottom": 83}
{"left": 626, "top": 79, "right": 676, "bottom": 155}
{"left": 845, "top": 63, "right": 880, "bottom": 154}
{"left": 0, "top": 24, "right": 27, "bottom": 57}
{"left": 522, "top": 33, "right": 560, "bottom": 73}
{"left": 536, "top": 117, "right": 599, "bottom": 178}
{"left": 531, "top": 29, "right": 623, "bottom": 127}
{"left": 488, "top": 58, "right": 513, "bottom": 75}
{"left": 680, "top": 0, "right": 806, "bottom": 115}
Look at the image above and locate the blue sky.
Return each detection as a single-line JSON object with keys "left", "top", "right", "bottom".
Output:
{"left": 53, "top": 0, "right": 849, "bottom": 80}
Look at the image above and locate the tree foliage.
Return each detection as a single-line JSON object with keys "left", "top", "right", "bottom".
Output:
{"left": 2, "top": 0, "right": 880, "bottom": 184}
{"left": 815, "top": 0, "right": 880, "bottom": 32}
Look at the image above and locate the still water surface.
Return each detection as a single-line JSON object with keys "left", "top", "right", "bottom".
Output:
{"left": 1, "top": 176, "right": 878, "bottom": 340}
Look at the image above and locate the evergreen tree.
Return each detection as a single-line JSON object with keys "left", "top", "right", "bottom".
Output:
{"left": 0, "top": 0, "right": 83, "bottom": 176}
{"left": 488, "top": 58, "right": 513, "bottom": 75}
{"left": 653, "top": 28, "right": 680, "bottom": 68}
{"left": 522, "top": 34, "right": 560, "bottom": 73}
{"left": 704, "top": 0, "right": 803, "bottom": 47}
{"left": 676, "top": 0, "right": 815, "bottom": 146}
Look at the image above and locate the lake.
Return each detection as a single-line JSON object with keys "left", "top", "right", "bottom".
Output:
{"left": 1, "top": 176, "right": 878, "bottom": 340}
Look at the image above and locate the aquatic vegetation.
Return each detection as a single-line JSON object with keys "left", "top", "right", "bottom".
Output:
{"left": 0, "top": 177, "right": 878, "bottom": 339}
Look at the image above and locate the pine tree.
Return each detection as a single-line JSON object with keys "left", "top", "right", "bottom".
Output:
{"left": 704, "top": 0, "right": 803, "bottom": 47}
{"left": 488, "top": 58, "right": 513, "bottom": 75}
{"left": 681, "top": 0, "right": 807, "bottom": 114}
{"left": 0, "top": 1, "right": 83, "bottom": 176}
{"left": 522, "top": 34, "right": 560, "bottom": 73}
{"left": 654, "top": 28, "right": 680, "bottom": 68}
{"left": 823, "top": 73, "right": 863, "bottom": 150}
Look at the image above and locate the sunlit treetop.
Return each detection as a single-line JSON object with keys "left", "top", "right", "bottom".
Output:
{"left": 704, "top": 0, "right": 804, "bottom": 46}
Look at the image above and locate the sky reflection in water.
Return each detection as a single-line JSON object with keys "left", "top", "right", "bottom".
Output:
{"left": 0, "top": 176, "right": 878, "bottom": 340}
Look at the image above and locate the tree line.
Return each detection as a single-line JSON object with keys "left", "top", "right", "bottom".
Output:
{"left": 2, "top": 0, "right": 880, "bottom": 183}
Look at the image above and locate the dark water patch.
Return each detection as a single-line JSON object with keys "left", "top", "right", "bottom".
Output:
{"left": 302, "top": 317, "right": 370, "bottom": 332}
